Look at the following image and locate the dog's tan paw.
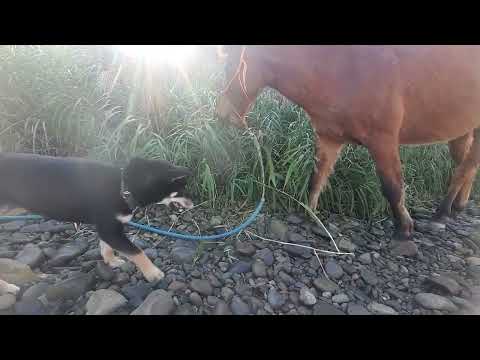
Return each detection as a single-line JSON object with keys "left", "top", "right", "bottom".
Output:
{"left": 144, "top": 266, "right": 165, "bottom": 283}
{"left": 106, "top": 257, "right": 126, "bottom": 268}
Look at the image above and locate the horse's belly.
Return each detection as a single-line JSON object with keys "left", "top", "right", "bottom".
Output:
{"left": 399, "top": 107, "right": 480, "bottom": 145}
{"left": 399, "top": 85, "right": 480, "bottom": 145}
{"left": 399, "top": 118, "right": 479, "bottom": 145}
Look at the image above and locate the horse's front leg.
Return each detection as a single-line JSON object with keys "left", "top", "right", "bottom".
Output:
{"left": 308, "top": 132, "right": 344, "bottom": 210}
{"left": 368, "top": 140, "right": 415, "bottom": 244}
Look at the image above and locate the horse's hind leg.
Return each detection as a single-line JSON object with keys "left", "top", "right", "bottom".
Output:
{"left": 435, "top": 129, "right": 480, "bottom": 221}
{"left": 449, "top": 132, "right": 477, "bottom": 214}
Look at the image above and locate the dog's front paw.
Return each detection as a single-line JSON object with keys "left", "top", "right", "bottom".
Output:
{"left": 106, "top": 257, "right": 126, "bottom": 268}
{"left": 144, "top": 266, "right": 165, "bottom": 283}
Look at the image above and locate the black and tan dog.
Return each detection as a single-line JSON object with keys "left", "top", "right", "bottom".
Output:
{"left": 0, "top": 153, "right": 193, "bottom": 295}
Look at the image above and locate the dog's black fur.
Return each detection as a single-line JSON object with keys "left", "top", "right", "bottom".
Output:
{"left": 0, "top": 153, "right": 192, "bottom": 257}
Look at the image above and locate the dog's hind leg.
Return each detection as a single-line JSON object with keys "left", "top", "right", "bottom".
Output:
{"left": 0, "top": 278, "right": 20, "bottom": 296}
{"left": 96, "top": 220, "right": 164, "bottom": 283}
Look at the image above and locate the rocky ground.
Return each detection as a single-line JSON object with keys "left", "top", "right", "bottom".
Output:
{"left": 1, "top": 200, "right": 480, "bottom": 315}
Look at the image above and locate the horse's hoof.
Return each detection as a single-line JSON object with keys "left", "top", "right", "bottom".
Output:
{"left": 392, "top": 228, "right": 413, "bottom": 242}
{"left": 390, "top": 239, "right": 419, "bottom": 257}
{"left": 452, "top": 203, "right": 467, "bottom": 215}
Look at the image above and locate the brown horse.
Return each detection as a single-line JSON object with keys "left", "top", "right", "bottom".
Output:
{"left": 215, "top": 45, "right": 480, "bottom": 243}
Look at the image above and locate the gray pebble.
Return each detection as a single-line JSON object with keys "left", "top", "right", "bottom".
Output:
{"left": 230, "top": 296, "right": 251, "bottom": 315}
{"left": 332, "top": 293, "right": 350, "bottom": 304}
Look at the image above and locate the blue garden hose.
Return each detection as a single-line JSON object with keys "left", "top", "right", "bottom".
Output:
{"left": 0, "top": 199, "right": 264, "bottom": 241}
{"left": 126, "top": 198, "right": 264, "bottom": 241}
{"left": 0, "top": 215, "right": 44, "bottom": 221}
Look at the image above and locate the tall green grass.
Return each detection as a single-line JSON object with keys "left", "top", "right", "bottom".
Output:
{"left": 0, "top": 45, "right": 477, "bottom": 219}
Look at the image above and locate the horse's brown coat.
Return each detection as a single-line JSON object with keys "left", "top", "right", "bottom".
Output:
{"left": 216, "top": 45, "right": 480, "bottom": 240}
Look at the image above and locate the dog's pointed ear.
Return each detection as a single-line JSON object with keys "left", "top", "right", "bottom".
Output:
{"left": 170, "top": 166, "right": 192, "bottom": 183}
